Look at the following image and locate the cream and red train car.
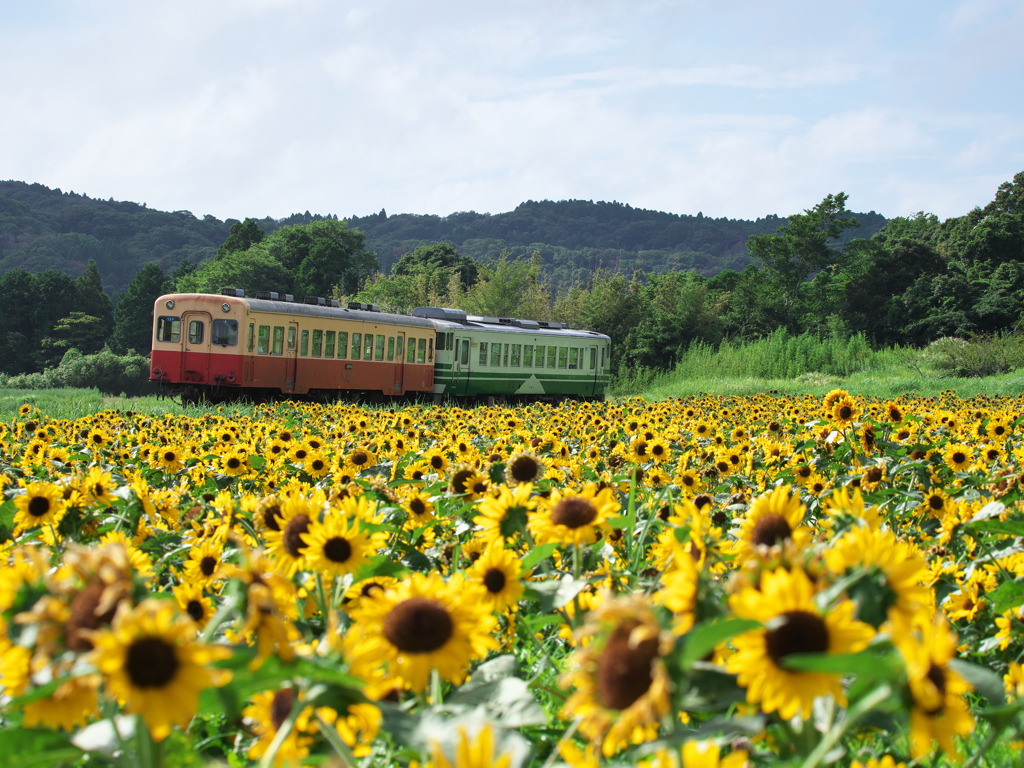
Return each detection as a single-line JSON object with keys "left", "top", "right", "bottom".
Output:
{"left": 149, "top": 291, "right": 437, "bottom": 402}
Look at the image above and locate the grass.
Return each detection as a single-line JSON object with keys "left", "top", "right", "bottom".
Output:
{"left": 0, "top": 388, "right": 263, "bottom": 422}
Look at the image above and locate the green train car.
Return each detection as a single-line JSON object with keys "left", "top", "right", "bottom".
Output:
{"left": 414, "top": 307, "right": 611, "bottom": 403}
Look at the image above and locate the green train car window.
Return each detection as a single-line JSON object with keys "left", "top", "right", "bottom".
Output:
{"left": 479, "top": 342, "right": 487, "bottom": 365}
{"left": 396, "top": 336, "right": 404, "bottom": 360}
{"left": 387, "top": 337, "right": 395, "bottom": 361}
{"left": 408, "top": 338, "right": 417, "bottom": 363}
{"left": 351, "top": 333, "right": 361, "bottom": 360}
{"left": 257, "top": 325, "right": 270, "bottom": 355}
{"left": 338, "top": 332, "right": 347, "bottom": 359}
{"left": 547, "top": 347, "right": 556, "bottom": 368}
{"left": 523, "top": 345, "right": 533, "bottom": 367}
{"left": 590, "top": 347, "right": 597, "bottom": 369}
{"left": 325, "top": 331, "right": 335, "bottom": 358}
{"left": 273, "top": 326, "right": 284, "bottom": 356}
{"left": 364, "top": 334, "right": 374, "bottom": 360}
{"left": 558, "top": 347, "right": 568, "bottom": 368}
{"left": 298, "top": 329, "right": 307, "bottom": 356}
{"left": 375, "top": 335, "right": 385, "bottom": 361}
{"left": 417, "top": 338, "right": 426, "bottom": 363}
{"left": 511, "top": 344, "right": 521, "bottom": 366}
{"left": 312, "top": 330, "right": 323, "bottom": 358}
{"left": 568, "top": 348, "right": 578, "bottom": 369}
{"left": 491, "top": 343, "right": 501, "bottom": 365}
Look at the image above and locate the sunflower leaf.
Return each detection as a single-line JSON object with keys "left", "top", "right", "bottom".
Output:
{"left": 525, "top": 575, "right": 588, "bottom": 612}
{"left": 964, "top": 519, "right": 1024, "bottom": 537}
{"left": 0, "top": 728, "right": 82, "bottom": 767}
{"left": 948, "top": 659, "right": 1007, "bottom": 706}
{"left": 989, "top": 580, "right": 1024, "bottom": 612}
{"left": 679, "top": 618, "right": 761, "bottom": 668}
{"left": 781, "top": 649, "right": 902, "bottom": 682}
{"left": 519, "top": 543, "right": 557, "bottom": 573}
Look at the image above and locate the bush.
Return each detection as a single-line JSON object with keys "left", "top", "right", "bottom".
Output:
{"left": 926, "top": 333, "right": 1024, "bottom": 377}
{"left": 0, "top": 347, "right": 155, "bottom": 396}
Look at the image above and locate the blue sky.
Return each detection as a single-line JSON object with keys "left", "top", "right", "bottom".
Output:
{"left": 1, "top": 0, "right": 1021, "bottom": 222}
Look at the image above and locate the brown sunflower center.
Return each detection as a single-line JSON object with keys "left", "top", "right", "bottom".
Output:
{"left": 163, "top": 451, "right": 176, "bottom": 462}
{"left": 596, "top": 620, "right": 660, "bottom": 710}
{"left": 383, "top": 597, "right": 453, "bottom": 653}
{"left": 952, "top": 452, "right": 966, "bottom": 464}
{"left": 451, "top": 469, "right": 474, "bottom": 495}
{"left": 270, "top": 688, "right": 294, "bottom": 731}
{"left": 361, "top": 582, "right": 384, "bottom": 597}
{"left": 226, "top": 457, "right": 241, "bottom": 469}
{"left": 126, "top": 637, "right": 180, "bottom": 689}
{"left": 409, "top": 497, "right": 427, "bottom": 516}
{"left": 550, "top": 497, "right": 598, "bottom": 529}
{"left": 186, "top": 600, "right": 205, "bottom": 622}
{"left": 323, "top": 536, "right": 353, "bottom": 563}
{"left": 865, "top": 467, "right": 883, "bottom": 483}
{"left": 750, "top": 513, "right": 792, "bottom": 548}
{"left": 928, "top": 495, "right": 944, "bottom": 510}
{"left": 711, "top": 510, "right": 729, "bottom": 527}
{"left": 283, "top": 514, "right": 311, "bottom": 558}
{"left": 430, "top": 455, "right": 445, "bottom": 469}
{"left": 509, "top": 455, "right": 540, "bottom": 483}
{"left": 311, "top": 459, "right": 325, "bottom": 472}
{"left": 764, "top": 610, "right": 829, "bottom": 665}
{"left": 482, "top": 567, "right": 506, "bottom": 594}
{"left": 27, "top": 495, "right": 51, "bottom": 517}
{"left": 922, "top": 663, "right": 947, "bottom": 715}
{"left": 199, "top": 556, "right": 217, "bottom": 576}
{"left": 262, "top": 504, "right": 282, "bottom": 532}
{"left": 65, "top": 581, "right": 119, "bottom": 652}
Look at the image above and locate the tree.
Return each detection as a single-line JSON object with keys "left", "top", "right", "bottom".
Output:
{"left": 0, "top": 269, "right": 40, "bottom": 375}
{"left": 176, "top": 249, "right": 293, "bottom": 296}
{"left": 392, "top": 243, "right": 479, "bottom": 289}
{"left": 462, "top": 251, "right": 548, "bottom": 319}
{"left": 747, "top": 193, "right": 860, "bottom": 330}
{"left": 33, "top": 270, "right": 79, "bottom": 368}
{"left": 216, "top": 218, "right": 266, "bottom": 259}
{"left": 110, "top": 264, "right": 171, "bottom": 354}
{"left": 41, "top": 312, "right": 107, "bottom": 355}
{"left": 73, "top": 259, "right": 114, "bottom": 337}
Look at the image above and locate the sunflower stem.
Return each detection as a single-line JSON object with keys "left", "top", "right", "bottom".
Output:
{"left": 625, "top": 474, "right": 637, "bottom": 565}
{"left": 258, "top": 685, "right": 306, "bottom": 768}
{"left": 315, "top": 712, "right": 356, "bottom": 767}
{"left": 800, "top": 683, "right": 891, "bottom": 768}
{"left": 135, "top": 714, "right": 162, "bottom": 768}
{"left": 315, "top": 572, "right": 329, "bottom": 621}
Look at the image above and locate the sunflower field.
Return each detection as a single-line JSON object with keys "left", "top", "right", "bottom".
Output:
{"left": 2, "top": 391, "right": 1024, "bottom": 768}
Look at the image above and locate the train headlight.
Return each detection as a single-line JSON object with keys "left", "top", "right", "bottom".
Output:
{"left": 165, "top": 300, "right": 174, "bottom": 309}
{"left": 222, "top": 303, "right": 231, "bottom": 312}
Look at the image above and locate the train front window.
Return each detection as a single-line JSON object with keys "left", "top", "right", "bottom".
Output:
{"left": 188, "top": 320, "right": 204, "bottom": 344}
{"left": 211, "top": 319, "right": 238, "bottom": 346}
{"left": 257, "top": 325, "right": 270, "bottom": 355}
{"left": 156, "top": 316, "right": 180, "bottom": 343}
{"left": 273, "top": 327, "right": 284, "bottom": 356}
{"left": 312, "top": 329, "right": 323, "bottom": 358}
{"left": 351, "top": 333, "right": 361, "bottom": 359}
{"left": 325, "top": 331, "right": 335, "bottom": 358}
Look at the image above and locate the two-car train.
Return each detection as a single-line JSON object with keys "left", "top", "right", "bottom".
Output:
{"left": 149, "top": 290, "right": 611, "bottom": 403}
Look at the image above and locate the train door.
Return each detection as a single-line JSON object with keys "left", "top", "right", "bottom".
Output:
{"left": 180, "top": 311, "right": 212, "bottom": 385}
{"left": 453, "top": 336, "right": 470, "bottom": 396}
{"left": 284, "top": 322, "right": 299, "bottom": 393}
{"left": 394, "top": 332, "right": 405, "bottom": 394}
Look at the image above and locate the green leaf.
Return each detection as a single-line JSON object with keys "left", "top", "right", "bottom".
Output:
{"left": 949, "top": 659, "right": 1007, "bottom": 706}
{"left": 781, "top": 648, "right": 902, "bottom": 683}
{"left": 0, "top": 728, "right": 83, "bottom": 767}
{"left": 964, "top": 520, "right": 1024, "bottom": 537}
{"left": 680, "top": 618, "right": 761, "bottom": 668}
{"left": 519, "top": 543, "right": 557, "bottom": 573}
{"left": 990, "top": 580, "right": 1024, "bottom": 612}
{"left": 353, "top": 555, "right": 408, "bottom": 582}
{"left": 525, "top": 576, "right": 588, "bottom": 612}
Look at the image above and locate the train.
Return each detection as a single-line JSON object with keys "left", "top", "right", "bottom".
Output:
{"left": 149, "top": 290, "right": 612, "bottom": 403}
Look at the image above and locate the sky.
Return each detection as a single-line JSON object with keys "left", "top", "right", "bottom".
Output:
{"left": 1, "top": 0, "right": 1022, "bottom": 223}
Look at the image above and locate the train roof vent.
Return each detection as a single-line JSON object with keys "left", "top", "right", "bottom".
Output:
{"left": 413, "top": 307, "right": 468, "bottom": 323}
{"left": 329, "top": 299, "right": 340, "bottom": 308}
{"left": 498, "top": 317, "right": 514, "bottom": 325}
{"left": 256, "top": 291, "right": 282, "bottom": 301}
{"left": 304, "top": 296, "right": 329, "bottom": 306}
{"left": 537, "top": 321, "right": 568, "bottom": 330}
{"left": 281, "top": 294, "right": 295, "bottom": 302}
{"left": 222, "top": 288, "right": 245, "bottom": 297}
{"left": 512, "top": 319, "right": 540, "bottom": 329}
{"left": 467, "top": 315, "right": 501, "bottom": 325}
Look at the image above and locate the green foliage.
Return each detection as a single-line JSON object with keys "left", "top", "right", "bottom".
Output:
{"left": 176, "top": 248, "right": 292, "bottom": 296}
{"left": 0, "top": 347, "right": 154, "bottom": 396}
{"left": 110, "top": 263, "right": 173, "bottom": 354}
{"left": 40, "top": 312, "right": 107, "bottom": 356}
{"left": 72, "top": 259, "right": 114, "bottom": 336}
{"left": 924, "top": 334, "right": 1024, "bottom": 378}
{"left": 216, "top": 217, "right": 265, "bottom": 259}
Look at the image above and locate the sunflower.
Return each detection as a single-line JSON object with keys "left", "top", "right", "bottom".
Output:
{"left": 422, "top": 448, "right": 450, "bottom": 475}
{"left": 823, "top": 388, "right": 850, "bottom": 412}
{"left": 920, "top": 487, "right": 949, "bottom": 518}
{"left": 560, "top": 593, "right": 672, "bottom": 757}
{"left": 344, "top": 571, "right": 498, "bottom": 691}
{"left": 302, "top": 514, "right": 384, "bottom": 578}
{"left": 465, "top": 542, "right": 524, "bottom": 613}
{"left": 529, "top": 484, "right": 619, "bottom": 547}
{"left": 181, "top": 538, "right": 226, "bottom": 587}
{"left": 333, "top": 702, "right": 382, "bottom": 757}
{"left": 13, "top": 481, "right": 67, "bottom": 529}
{"left": 474, "top": 483, "right": 537, "bottom": 545}
{"left": 22, "top": 676, "right": 100, "bottom": 732}
{"left": 243, "top": 687, "right": 315, "bottom": 766}
{"left": 173, "top": 580, "right": 215, "bottom": 628}
{"left": 943, "top": 444, "right": 973, "bottom": 472}
{"left": 831, "top": 396, "right": 859, "bottom": 425}
{"left": 303, "top": 450, "right": 330, "bottom": 479}
{"left": 430, "top": 723, "right": 513, "bottom": 768}
{"left": 895, "top": 615, "right": 975, "bottom": 760}
{"left": 151, "top": 445, "right": 186, "bottom": 473}
{"left": 647, "top": 739, "right": 749, "bottom": 768}
{"left": 230, "top": 548, "right": 301, "bottom": 668}
{"left": 726, "top": 567, "right": 875, "bottom": 720}
{"left": 88, "top": 599, "right": 231, "bottom": 741}
{"left": 504, "top": 451, "right": 546, "bottom": 486}
{"left": 81, "top": 466, "right": 117, "bottom": 506}
{"left": 219, "top": 449, "right": 250, "bottom": 476}
{"left": 402, "top": 489, "right": 437, "bottom": 530}
{"left": 731, "top": 485, "right": 811, "bottom": 563}
{"left": 342, "top": 575, "right": 399, "bottom": 615}
{"left": 264, "top": 492, "right": 324, "bottom": 577}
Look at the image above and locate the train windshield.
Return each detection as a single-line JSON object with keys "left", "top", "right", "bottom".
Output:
{"left": 156, "top": 316, "right": 180, "bottom": 343}
{"left": 211, "top": 319, "right": 238, "bottom": 346}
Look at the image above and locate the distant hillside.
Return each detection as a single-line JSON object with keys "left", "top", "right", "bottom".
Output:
{"left": 0, "top": 180, "right": 887, "bottom": 294}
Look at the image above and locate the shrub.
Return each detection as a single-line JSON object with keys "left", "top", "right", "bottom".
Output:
{"left": 0, "top": 347, "right": 155, "bottom": 396}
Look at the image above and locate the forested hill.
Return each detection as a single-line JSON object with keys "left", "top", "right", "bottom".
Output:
{"left": 0, "top": 180, "right": 886, "bottom": 293}
{"left": 344, "top": 200, "right": 887, "bottom": 282}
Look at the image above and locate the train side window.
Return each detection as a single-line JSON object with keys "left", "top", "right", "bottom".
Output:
{"left": 338, "top": 332, "right": 347, "bottom": 359}
{"left": 523, "top": 344, "right": 532, "bottom": 367}
{"left": 257, "top": 325, "right": 270, "bottom": 355}
{"left": 428, "top": 338, "right": 433, "bottom": 362}
{"left": 325, "top": 331, "right": 335, "bottom": 358}
{"left": 299, "top": 329, "right": 308, "bottom": 356}
{"left": 387, "top": 336, "right": 394, "bottom": 361}
{"left": 287, "top": 327, "right": 296, "bottom": 350}
{"left": 601, "top": 346, "right": 605, "bottom": 366}
{"left": 374, "top": 334, "right": 385, "bottom": 361}
{"left": 351, "top": 333, "right": 361, "bottom": 359}
{"left": 511, "top": 344, "right": 521, "bottom": 366}
{"left": 479, "top": 342, "right": 487, "bottom": 365}
{"left": 312, "top": 329, "right": 323, "bottom": 358}
{"left": 503, "top": 343, "right": 509, "bottom": 366}
{"left": 491, "top": 342, "right": 501, "bottom": 365}
{"left": 590, "top": 347, "right": 597, "bottom": 369}
{"left": 568, "top": 348, "right": 578, "bottom": 369}
{"left": 558, "top": 347, "right": 567, "bottom": 368}
{"left": 157, "top": 316, "right": 181, "bottom": 343}
{"left": 364, "top": 333, "right": 374, "bottom": 360}
{"left": 547, "top": 346, "right": 556, "bottom": 368}
{"left": 188, "top": 320, "right": 204, "bottom": 344}
{"left": 273, "top": 326, "right": 284, "bottom": 356}
{"left": 407, "top": 338, "right": 416, "bottom": 362}
{"left": 396, "top": 336, "right": 404, "bottom": 360}
{"left": 248, "top": 323, "right": 254, "bottom": 353}
{"left": 460, "top": 339, "right": 469, "bottom": 365}
{"left": 417, "top": 338, "right": 426, "bottom": 363}
{"left": 533, "top": 345, "right": 542, "bottom": 367}
{"left": 212, "top": 319, "right": 238, "bottom": 346}
{"left": 436, "top": 333, "right": 445, "bottom": 352}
